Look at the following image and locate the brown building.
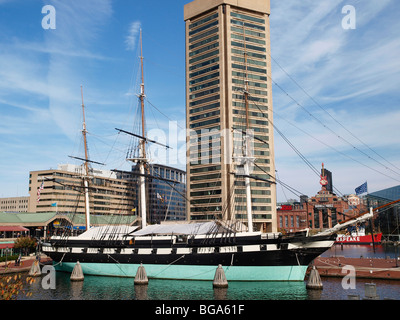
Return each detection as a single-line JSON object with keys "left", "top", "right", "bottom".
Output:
{"left": 306, "top": 164, "right": 366, "bottom": 231}
{"left": 277, "top": 164, "right": 366, "bottom": 233}
{"left": 306, "top": 187, "right": 350, "bottom": 230}
{"left": 28, "top": 164, "right": 136, "bottom": 216}
{"left": 184, "top": 0, "right": 277, "bottom": 232}
{"left": 277, "top": 201, "right": 308, "bottom": 233}
{"left": 0, "top": 196, "right": 29, "bottom": 212}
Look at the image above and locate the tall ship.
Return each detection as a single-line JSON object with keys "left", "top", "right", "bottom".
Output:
{"left": 41, "top": 29, "right": 341, "bottom": 282}
{"left": 41, "top": 2, "right": 376, "bottom": 281}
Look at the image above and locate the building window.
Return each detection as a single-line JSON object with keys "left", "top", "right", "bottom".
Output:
{"left": 314, "top": 209, "right": 320, "bottom": 229}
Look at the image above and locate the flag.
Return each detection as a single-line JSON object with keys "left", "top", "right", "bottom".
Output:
{"left": 157, "top": 193, "right": 164, "bottom": 202}
{"left": 51, "top": 202, "right": 57, "bottom": 207}
{"left": 355, "top": 182, "right": 368, "bottom": 195}
{"left": 37, "top": 181, "right": 44, "bottom": 202}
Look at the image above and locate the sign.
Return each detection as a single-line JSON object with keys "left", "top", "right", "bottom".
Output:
{"left": 52, "top": 220, "right": 61, "bottom": 228}
{"left": 315, "top": 204, "right": 334, "bottom": 208}
{"left": 278, "top": 205, "right": 292, "bottom": 211}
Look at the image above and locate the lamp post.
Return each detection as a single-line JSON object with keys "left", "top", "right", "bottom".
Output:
{"left": 4, "top": 247, "right": 9, "bottom": 268}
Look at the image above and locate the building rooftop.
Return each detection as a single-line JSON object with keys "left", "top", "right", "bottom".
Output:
{"left": 0, "top": 211, "right": 138, "bottom": 227}
{"left": 184, "top": 0, "right": 270, "bottom": 21}
{"left": 368, "top": 185, "right": 400, "bottom": 202}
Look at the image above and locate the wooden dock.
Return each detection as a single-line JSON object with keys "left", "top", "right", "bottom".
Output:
{"left": 308, "top": 256, "right": 400, "bottom": 280}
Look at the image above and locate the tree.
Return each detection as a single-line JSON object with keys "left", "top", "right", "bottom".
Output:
{"left": 14, "top": 237, "right": 37, "bottom": 255}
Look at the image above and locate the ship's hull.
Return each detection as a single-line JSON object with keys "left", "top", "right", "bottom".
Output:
{"left": 42, "top": 232, "right": 336, "bottom": 281}
{"left": 53, "top": 262, "right": 309, "bottom": 281}
{"left": 335, "top": 233, "right": 382, "bottom": 245}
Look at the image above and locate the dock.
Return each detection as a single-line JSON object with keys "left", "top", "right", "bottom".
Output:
{"left": 309, "top": 256, "right": 400, "bottom": 280}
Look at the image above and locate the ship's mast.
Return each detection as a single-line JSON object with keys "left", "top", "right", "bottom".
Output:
{"left": 138, "top": 29, "right": 147, "bottom": 229}
{"left": 81, "top": 85, "right": 91, "bottom": 230}
{"left": 139, "top": 29, "right": 146, "bottom": 158}
{"left": 242, "top": 23, "right": 254, "bottom": 232}
{"left": 116, "top": 29, "right": 171, "bottom": 229}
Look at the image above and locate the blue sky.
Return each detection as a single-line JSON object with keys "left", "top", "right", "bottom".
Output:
{"left": 0, "top": 0, "right": 399, "bottom": 203}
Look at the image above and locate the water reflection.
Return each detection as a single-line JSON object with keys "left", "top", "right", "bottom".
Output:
{"left": 323, "top": 244, "right": 399, "bottom": 259}
{"left": 16, "top": 244, "right": 400, "bottom": 300}
{"left": 18, "top": 271, "right": 400, "bottom": 300}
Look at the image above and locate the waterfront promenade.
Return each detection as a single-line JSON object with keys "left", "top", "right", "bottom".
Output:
{"left": 310, "top": 256, "right": 400, "bottom": 280}
{"left": 0, "top": 254, "right": 52, "bottom": 275}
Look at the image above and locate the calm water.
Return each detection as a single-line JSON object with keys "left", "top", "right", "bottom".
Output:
{"left": 15, "top": 244, "right": 400, "bottom": 301}
{"left": 322, "top": 243, "right": 400, "bottom": 259}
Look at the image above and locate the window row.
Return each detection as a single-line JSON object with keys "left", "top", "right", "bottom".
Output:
{"left": 190, "top": 109, "right": 220, "bottom": 122}
{"left": 189, "top": 79, "right": 220, "bottom": 93}
{"left": 189, "top": 117, "right": 220, "bottom": 129}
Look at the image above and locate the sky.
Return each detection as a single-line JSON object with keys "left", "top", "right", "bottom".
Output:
{"left": 0, "top": 0, "right": 399, "bottom": 203}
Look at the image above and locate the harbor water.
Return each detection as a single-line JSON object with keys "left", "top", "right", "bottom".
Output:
{"left": 12, "top": 244, "right": 400, "bottom": 300}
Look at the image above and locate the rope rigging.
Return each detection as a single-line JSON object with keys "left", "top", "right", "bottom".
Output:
{"left": 270, "top": 54, "right": 400, "bottom": 176}
{"left": 268, "top": 63, "right": 400, "bottom": 183}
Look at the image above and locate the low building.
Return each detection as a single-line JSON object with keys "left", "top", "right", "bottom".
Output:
{"left": 306, "top": 188, "right": 352, "bottom": 230}
{"left": 0, "top": 211, "right": 138, "bottom": 256}
{"left": 277, "top": 164, "right": 367, "bottom": 233}
{"left": 0, "top": 196, "right": 30, "bottom": 212}
{"left": 28, "top": 164, "right": 137, "bottom": 216}
{"left": 277, "top": 201, "right": 308, "bottom": 233}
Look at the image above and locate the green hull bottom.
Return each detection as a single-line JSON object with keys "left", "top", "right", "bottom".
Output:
{"left": 55, "top": 262, "right": 308, "bottom": 281}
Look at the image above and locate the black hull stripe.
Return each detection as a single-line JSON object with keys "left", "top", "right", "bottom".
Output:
{"left": 46, "top": 247, "right": 328, "bottom": 267}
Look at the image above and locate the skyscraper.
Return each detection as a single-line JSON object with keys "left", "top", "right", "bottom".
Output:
{"left": 184, "top": 0, "right": 276, "bottom": 232}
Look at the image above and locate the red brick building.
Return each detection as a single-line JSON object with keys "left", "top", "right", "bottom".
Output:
{"left": 277, "top": 164, "right": 366, "bottom": 233}
{"left": 277, "top": 201, "right": 308, "bottom": 233}
{"left": 306, "top": 188, "right": 350, "bottom": 230}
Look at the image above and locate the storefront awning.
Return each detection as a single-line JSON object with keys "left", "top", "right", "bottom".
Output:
{"left": 0, "top": 242, "right": 15, "bottom": 249}
{"left": 0, "top": 226, "right": 29, "bottom": 232}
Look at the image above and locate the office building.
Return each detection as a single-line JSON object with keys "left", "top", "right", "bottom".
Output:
{"left": 28, "top": 164, "right": 136, "bottom": 216}
{"left": 145, "top": 164, "right": 186, "bottom": 223}
{"left": 184, "top": 0, "right": 276, "bottom": 232}
{"left": 367, "top": 185, "right": 400, "bottom": 237}
{"left": 0, "top": 196, "right": 29, "bottom": 212}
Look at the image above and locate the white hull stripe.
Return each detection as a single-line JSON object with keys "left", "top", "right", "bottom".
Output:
{"left": 43, "top": 241, "right": 333, "bottom": 255}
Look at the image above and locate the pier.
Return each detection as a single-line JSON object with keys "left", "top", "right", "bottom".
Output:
{"left": 308, "top": 256, "right": 400, "bottom": 280}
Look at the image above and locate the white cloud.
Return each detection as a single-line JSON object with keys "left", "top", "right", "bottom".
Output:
{"left": 42, "top": 0, "right": 113, "bottom": 140}
{"left": 125, "top": 21, "right": 141, "bottom": 51}
{"left": 269, "top": 1, "right": 400, "bottom": 201}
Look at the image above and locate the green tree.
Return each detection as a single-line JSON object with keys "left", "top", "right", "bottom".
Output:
{"left": 14, "top": 237, "right": 37, "bottom": 255}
